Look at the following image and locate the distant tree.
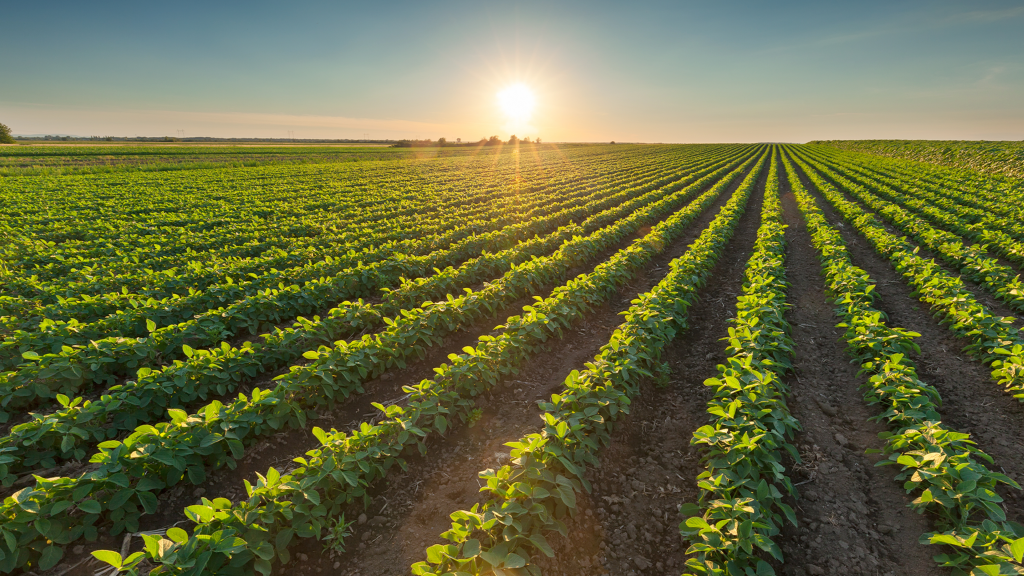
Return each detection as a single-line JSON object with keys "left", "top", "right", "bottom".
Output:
{"left": 522, "top": 136, "right": 531, "bottom": 144}
{"left": 508, "top": 134, "right": 519, "bottom": 146}
{"left": 486, "top": 135, "right": 502, "bottom": 146}
{"left": 610, "top": 141, "right": 616, "bottom": 144}
{"left": 535, "top": 137, "right": 542, "bottom": 144}
{"left": 437, "top": 137, "right": 447, "bottom": 146}
{"left": 0, "top": 122, "right": 14, "bottom": 144}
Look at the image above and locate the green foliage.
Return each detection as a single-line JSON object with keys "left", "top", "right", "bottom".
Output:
{"left": 812, "top": 139, "right": 1024, "bottom": 181}
{"left": 0, "top": 145, "right": 764, "bottom": 572}
{"left": 412, "top": 147, "right": 769, "bottom": 576}
{"left": 787, "top": 150, "right": 1024, "bottom": 401}
{"left": 0, "top": 123, "right": 14, "bottom": 145}
{"left": 784, "top": 147, "right": 1024, "bottom": 575}
{"left": 680, "top": 150, "right": 799, "bottom": 575}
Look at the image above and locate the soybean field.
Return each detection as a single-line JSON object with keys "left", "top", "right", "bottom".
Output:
{"left": 2, "top": 142, "right": 1024, "bottom": 576}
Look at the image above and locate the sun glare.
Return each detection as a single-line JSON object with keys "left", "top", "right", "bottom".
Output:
{"left": 497, "top": 84, "right": 536, "bottom": 123}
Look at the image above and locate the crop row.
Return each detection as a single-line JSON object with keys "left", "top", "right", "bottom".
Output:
{"left": 801, "top": 146, "right": 1024, "bottom": 268}
{"left": 0, "top": 148, "right": 757, "bottom": 482}
{"left": 1, "top": 146, "right": 685, "bottom": 276}
{"left": 679, "top": 149, "right": 801, "bottom": 576}
{"left": 809, "top": 139, "right": 1024, "bottom": 182}
{"left": 1, "top": 151, "right": 678, "bottom": 334}
{"left": 408, "top": 146, "right": 766, "bottom": 576}
{"left": 783, "top": 148, "right": 1024, "bottom": 575}
{"left": 0, "top": 149, "right": 767, "bottom": 572}
{"left": 794, "top": 151, "right": 1024, "bottom": 314}
{"left": 2, "top": 145, "right": 696, "bottom": 306}
{"left": 1, "top": 148, "right": 742, "bottom": 343}
{"left": 0, "top": 147, "right": 752, "bottom": 418}
{"left": 785, "top": 151, "right": 1024, "bottom": 401}
{"left": 82, "top": 147, "right": 770, "bottom": 576}
{"left": 802, "top": 144, "right": 1024, "bottom": 259}
{"left": 811, "top": 146, "right": 1024, "bottom": 237}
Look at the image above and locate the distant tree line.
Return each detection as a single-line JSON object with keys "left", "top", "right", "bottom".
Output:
{"left": 391, "top": 135, "right": 540, "bottom": 148}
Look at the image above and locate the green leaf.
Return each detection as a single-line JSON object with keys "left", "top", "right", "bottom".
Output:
{"left": 426, "top": 544, "right": 447, "bottom": 564}
{"left": 1011, "top": 536, "right": 1024, "bottom": 563}
{"left": 39, "top": 546, "right": 63, "bottom": 570}
{"left": 462, "top": 539, "right": 481, "bottom": 558}
{"left": 188, "top": 465, "right": 206, "bottom": 484}
{"left": 78, "top": 499, "right": 102, "bottom": 514}
{"left": 930, "top": 534, "right": 963, "bottom": 547}
{"left": 91, "top": 550, "right": 123, "bottom": 569}
{"left": 166, "top": 527, "right": 189, "bottom": 544}
{"left": 504, "top": 553, "right": 526, "bottom": 569}
{"left": 146, "top": 319, "right": 157, "bottom": 333}
{"left": 312, "top": 427, "right": 328, "bottom": 445}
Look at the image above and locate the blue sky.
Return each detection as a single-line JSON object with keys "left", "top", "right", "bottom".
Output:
{"left": 2, "top": 0, "right": 1022, "bottom": 141}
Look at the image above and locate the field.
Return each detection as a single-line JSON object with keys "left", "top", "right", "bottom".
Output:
{"left": 811, "top": 140, "right": 1024, "bottom": 181}
{"left": 2, "top": 142, "right": 1024, "bottom": 576}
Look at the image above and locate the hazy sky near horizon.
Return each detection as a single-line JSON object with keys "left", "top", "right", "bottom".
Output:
{"left": 2, "top": 0, "right": 1023, "bottom": 142}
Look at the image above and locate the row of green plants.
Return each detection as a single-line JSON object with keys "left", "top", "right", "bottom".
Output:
{"left": 83, "top": 147, "right": 769, "bottom": 576}
{"left": 810, "top": 139, "right": 1024, "bottom": 181}
{"left": 786, "top": 151, "right": 1024, "bottom": 400}
{"left": 2, "top": 145, "right": 698, "bottom": 309}
{"left": 4, "top": 177, "right": 520, "bottom": 302}
{"left": 0, "top": 152, "right": 678, "bottom": 336}
{"left": 679, "top": 150, "right": 801, "bottom": 575}
{"left": 0, "top": 150, "right": 767, "bottom": 573}
{"left": 783, "top": 148, "right": 1024, "bottom": 575}
{"left": 802, "top": 146, "right": 1024, "bottom": 268}
{"left": 795, "top": 152, "right": 1024, "bottom": 314}
{"left": 408, "top": 147, "right": 768, "bottom": 576}
{"left": 2, "top": 145, "right": 692, "bottom": 278}
{"left": 0, "top": 149, "right": 751, "bottom": 417}
{"left": 812, "top": 145, "right": 1024, "bottom": 225}
{"left": 2, "top": 182, "right": 578, "bottom": 318}
{"left": 0, "top": 148, "right": 756, "bottom": 481}
{"left": 4, "top": 148, "right": 737, "bottom": 326}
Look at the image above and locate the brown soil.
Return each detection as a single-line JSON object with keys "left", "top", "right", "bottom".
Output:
{"left": 775, "top": 162, "right": 937, "bottom": 576}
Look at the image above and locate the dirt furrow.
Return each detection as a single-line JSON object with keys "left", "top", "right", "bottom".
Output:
{"left": 775, "top": 164, "right": 936, "bottom": 576}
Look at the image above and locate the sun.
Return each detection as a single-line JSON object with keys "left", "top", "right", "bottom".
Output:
{"left": 497, "top": 83, "right": 536, "bottom": 123}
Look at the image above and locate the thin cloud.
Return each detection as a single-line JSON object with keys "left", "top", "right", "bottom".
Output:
{"left": 940, "top": 5, "right": 1024, "bottom": 25}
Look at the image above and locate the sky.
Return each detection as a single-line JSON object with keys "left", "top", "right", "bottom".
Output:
{"left": 2, "top": 0, "right": 1023, "bottom": 142}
